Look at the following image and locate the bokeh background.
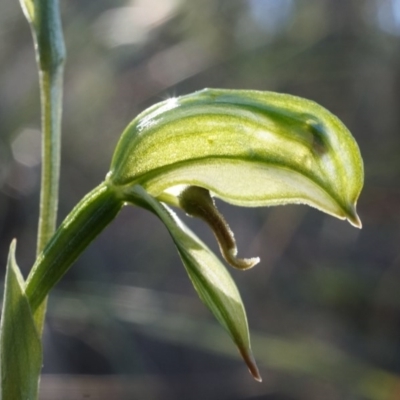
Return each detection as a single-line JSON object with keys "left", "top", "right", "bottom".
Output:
{"left": 1, "top": 0, "right": 400, "bottom": 399}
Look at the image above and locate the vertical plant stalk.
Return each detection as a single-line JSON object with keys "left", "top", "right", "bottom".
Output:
{"left": 37, "top": 68, "right": 64, "bottom": 254}
{"left": 20, "top": 0, "right": 66, "bottom": 330}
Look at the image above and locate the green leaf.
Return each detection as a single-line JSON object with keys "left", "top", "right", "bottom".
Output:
{"left": 126, "top": 185, "right": 261, "bottom": 381}
{"left": 109, "top": 89, "right": 363, "bottom": 227}
{"left": 0, "top": 240, "right": 42, "bottom": 400}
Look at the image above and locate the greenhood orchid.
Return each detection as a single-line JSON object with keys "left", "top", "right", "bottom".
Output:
{"left": 22, "top": 88, "right": 363, "bottom": 381}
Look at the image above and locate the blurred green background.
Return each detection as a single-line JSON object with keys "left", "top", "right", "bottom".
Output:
{"left": 1, "top": 0, "right": 400, "bottom": 399}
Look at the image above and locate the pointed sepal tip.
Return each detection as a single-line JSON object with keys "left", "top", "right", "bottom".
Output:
{"left": 345, "top": 204, "right": 362, "bottom": 229}
{"left": 239, "top": 346, "right": 262, "bottom": 382}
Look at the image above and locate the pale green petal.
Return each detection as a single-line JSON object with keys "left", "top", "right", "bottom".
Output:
{"left": 144, "top": 159, "right": 358, "bottom": 225}
{"left": 109, "top": 89, "right": 363, "bottom": 227}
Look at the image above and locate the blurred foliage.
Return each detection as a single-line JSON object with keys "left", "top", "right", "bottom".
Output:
{"left": 1, "top": 0, "right": 400, "bottom": 399}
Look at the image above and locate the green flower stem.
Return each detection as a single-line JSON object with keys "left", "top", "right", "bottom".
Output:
{"left": 25, "top": 182, "right": 123, "bottom": 314}
{"left": 20, "top": 0, "right": 66, "bottom": 332}
{"left": 21, "top": 0, "right": 66, "bottom": 253}
{"left": 36, "top": 68, "right": 64, "bottom": 253}
{"left": 34, "top": 65, "right": 64, "bottom": 331}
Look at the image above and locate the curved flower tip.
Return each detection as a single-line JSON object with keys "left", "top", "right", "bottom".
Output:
{"left": 239, "top": 346, "right": 262, "bottom": 382}
{"left": 226, "top": 249, "right": 260, "bottom": 270}
{"left": 346, "top": 205, "right": 362, "bottom": 228}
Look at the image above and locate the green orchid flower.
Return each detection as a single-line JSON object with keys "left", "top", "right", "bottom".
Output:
{"left": 23, "top": 88, "right": 363, "bottom": 381}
